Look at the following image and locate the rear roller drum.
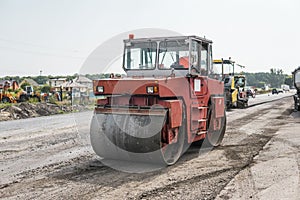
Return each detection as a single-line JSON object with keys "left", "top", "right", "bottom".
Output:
{"left": 161, "top": 120, "right": 185, "bottom": 165}
{"left": 205, "top": 106, "right": 226, "bottom": 147}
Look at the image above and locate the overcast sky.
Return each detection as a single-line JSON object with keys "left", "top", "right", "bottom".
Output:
{"left": 0, "top": 0, "right": 299, "bottom": 76}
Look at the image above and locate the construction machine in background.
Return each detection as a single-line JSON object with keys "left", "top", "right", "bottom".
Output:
{"left": 0, "top": 85, "right": 41, "bottom": 104}
{"left": 0, "top": 88, "right": 17, "bottom": 103}
{"left": 292, "top": 66, "right": 300, "bottom": 111}
{"left": 213, "top": 58, "right": 248, "bottom": 109}
{"left": 19, "top": 85, "right": 41, "bottom": 102}
{"left": 91, "top": 35, "right": 226, "bottom": 165}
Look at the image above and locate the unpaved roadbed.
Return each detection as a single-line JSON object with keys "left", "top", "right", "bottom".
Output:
{"left": 0, "top": 97, "right": 299, "bottom": 199}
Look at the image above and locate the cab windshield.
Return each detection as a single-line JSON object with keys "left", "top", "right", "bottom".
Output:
{"left": 123, "top": 39, "right": 190, "bottom": 70}
{"left": 213, "top": 61, "right": 234, "bottom": 76}
{"left": 124, "top": 41, "right": 157, "bottom": 70}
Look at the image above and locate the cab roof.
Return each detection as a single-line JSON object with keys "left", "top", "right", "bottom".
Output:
{"left": 124, "top": 35, "right": 212, "bottom": 44}
{"left": 292, "top": 66, "right": 300, "bottom": 74}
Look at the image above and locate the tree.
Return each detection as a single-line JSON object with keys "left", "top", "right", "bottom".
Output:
{"left": 40, "top": 85, "right": 51, "bottom": 93}
{"left": 276, "top": 69, "right": 283, "bottom": 75}
{"left": 284, "top": 75, "right": 293, "bottom": 86}
{"left": 270, "top": 68, "right": 275, "bottom": 74}
{"left": 244, "top": 71, "right": 287, "bottom": 88}
{"left": 32, "top": 76, "right": 49, "bottom": 85}
{"left": 21, "top": 82, "right": 31, "bottom": 91}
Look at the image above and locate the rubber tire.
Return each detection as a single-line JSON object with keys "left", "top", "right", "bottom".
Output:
{"left": 19, "top": 94, "right": 28, "bottom": 102}
{"left": 1, "top": 96, "right": 10, "bottom": 103}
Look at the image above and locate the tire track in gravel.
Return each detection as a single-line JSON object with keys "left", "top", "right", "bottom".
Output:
{"left": 136, "top": 133, "right": 275, "bottom": 200}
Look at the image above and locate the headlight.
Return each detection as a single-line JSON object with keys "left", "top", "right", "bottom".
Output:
{"left": 97, "top": 86, "right": 104, "bottom": 93}
{"left": 147, "top": 86, "right": 154, "bottom": 94}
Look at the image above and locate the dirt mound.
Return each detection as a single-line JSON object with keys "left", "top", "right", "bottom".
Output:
{"left": 0, "top": 102, "right": 76, "bottom": 121}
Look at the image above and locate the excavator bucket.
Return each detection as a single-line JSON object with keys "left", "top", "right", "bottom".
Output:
{"left": 90, "top": 107, "right": 176, "bottom": 165}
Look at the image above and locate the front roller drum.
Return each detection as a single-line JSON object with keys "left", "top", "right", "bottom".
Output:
{"left": 90, "top": 109, "right": 185, "bottom": 166}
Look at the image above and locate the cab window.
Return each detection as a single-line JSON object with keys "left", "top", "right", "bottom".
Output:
{"left": 208, "top": 45, "right": 222, "bottom": 80}
{"left": 158, "top": 40, "right": 189, "bottom": 69}
{"left": 200, "top": 44, "right": 208, "bottom": 75}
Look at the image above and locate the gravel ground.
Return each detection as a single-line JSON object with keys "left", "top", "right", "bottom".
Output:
{"left": 0, "top": 96, "right": 299, "bottom": 199}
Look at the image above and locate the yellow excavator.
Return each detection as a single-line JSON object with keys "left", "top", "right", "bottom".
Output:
{"left": 0, "top": 85, "right": 40, "bottom": 103}
{"left": 0, "top": 88, "right": 17, "bottom": 103}
{"left": 213, "top": 58, "right": 248, "bottom": 109}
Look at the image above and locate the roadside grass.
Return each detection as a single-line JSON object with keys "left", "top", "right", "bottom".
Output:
{"left": 27, "top": 97, "right": 40, "bottom": 104}
{"left": 0, "top": 103, "right": 12, "bottom": 109}
{"left": 256, "top": 89, "right": 272, "bottom": 95}
{"left": 55, "top": 100, "right": 72, "bottom": 106}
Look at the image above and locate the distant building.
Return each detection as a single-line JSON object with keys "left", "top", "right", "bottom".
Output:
{"left": 19, "top": 78, "right": 39, "bottom": 88}
{"left": 48, "top": 78, "right": 67, "bottom": 88}
{"left": 73, "top": 75, "right": 92, "bottom": 89}
{"left": 59, "top": 81, "right": 88, "bottom": 93}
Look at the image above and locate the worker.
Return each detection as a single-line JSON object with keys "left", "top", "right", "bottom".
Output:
{"left": 55, "top": 92, "right": 60, "bottom": 101}
{"left": 179, "top": 56, "right": 189, "bottom": 68}
{"left": 59, "top": 86, "right": 63, "bottom": 101}
{"left": 43, "top": 93, "right": 48, "bottom": 102}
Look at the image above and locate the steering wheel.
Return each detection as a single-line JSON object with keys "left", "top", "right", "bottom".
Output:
{"left": 191, "top": 66, "right": 200, "bottom": 73}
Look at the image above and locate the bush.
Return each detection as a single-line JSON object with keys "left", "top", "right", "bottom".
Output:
{"left": 48, "top": 96, "right": 57, "bottom": 104}
{"left": 0, "top": 103, "right": 12, "bottom": 109}
{"left": 20, "top": 82, "right": 31, "bottom": 91}
{"left": 41, "top": 85, "right": 51, "bottom": 93}
{"left": 28, "top": 97, "right": 40, "bottom": 103}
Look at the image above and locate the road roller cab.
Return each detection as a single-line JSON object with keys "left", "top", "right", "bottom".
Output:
{"left": 91, "top": 35, "right": 226, "bottom": 165}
